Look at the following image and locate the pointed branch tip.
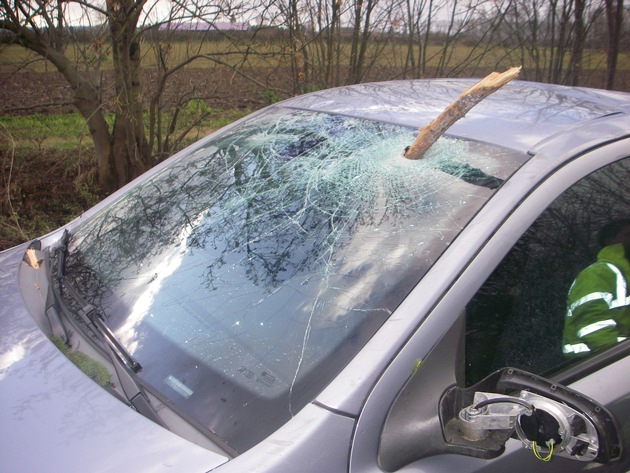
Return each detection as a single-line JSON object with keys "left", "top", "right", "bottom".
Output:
{"left": 404, "top": 66, "right": 522, "bottom": 160}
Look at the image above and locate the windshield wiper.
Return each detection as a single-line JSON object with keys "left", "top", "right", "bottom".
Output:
{"left": 51, "top": 235, "right": 164, "bottom": 426}
{"left": 51, "top": 231, "right": 139, "bottom": 371}
{"left": 62, "top": 281, "right": 141, "bottom": 372}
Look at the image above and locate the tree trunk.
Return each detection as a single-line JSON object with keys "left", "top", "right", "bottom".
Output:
{"left": 568, "top": 0, "right": 585, "bottom": 86}
{"left": 107, "top": 0, "right": 151, "bottom": 188}
{"left": 420, "top": 0, "right": 434, "bottom": 77}
{"left": 604, "top": 0, "right": 623, "bottom": 90}
{"left": 349, "top": 0, "right": 364, "bottom": 83}
{"left": 325, "top": 0, "right": 342, "bottom": 87}
{"left": 4, "top": 26, "right": 116, "bottom": 188}
{"left": 552, "top": 0, "right": 571, "bottom": 84}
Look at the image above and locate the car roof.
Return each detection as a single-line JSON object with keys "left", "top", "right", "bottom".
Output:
{"left": 280, "top": 79, "right": 630, "bottom": 153}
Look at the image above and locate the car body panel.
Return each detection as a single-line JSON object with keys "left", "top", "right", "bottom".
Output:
{"left": 216, "top": 403, "right": 355, "bottom": 473}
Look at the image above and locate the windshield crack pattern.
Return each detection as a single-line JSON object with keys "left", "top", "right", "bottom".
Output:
{"left": 65, "top": 107, "right": 525, "bottom": 453}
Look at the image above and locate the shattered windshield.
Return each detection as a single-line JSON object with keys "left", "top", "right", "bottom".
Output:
{"left": 65, "top": 107, "right": 527, "bottom": 453}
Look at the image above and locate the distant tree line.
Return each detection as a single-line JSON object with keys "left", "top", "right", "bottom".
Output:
{"left": 1, "top": 0, "right": 627, "bottom": 191}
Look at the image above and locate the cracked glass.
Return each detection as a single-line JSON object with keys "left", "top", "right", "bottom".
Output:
{"left": 65, "top": 106, "right": 528, "bottom": 453}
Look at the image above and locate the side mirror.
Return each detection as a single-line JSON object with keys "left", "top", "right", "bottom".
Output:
{"left": 378, "top": 367, "right": 621, "bottom": 472}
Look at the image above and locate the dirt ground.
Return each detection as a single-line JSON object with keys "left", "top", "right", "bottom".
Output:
{"left": 1, "top": 67, "right": 628, "bottom": 116}
{"left": 0, "top": 68, "right": 286, "bottom": 115}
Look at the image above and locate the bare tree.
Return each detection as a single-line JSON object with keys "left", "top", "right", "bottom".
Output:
{"left": 547, "top": 0, "right": 573, "bottom": 83}
{"left": 144, "top": 3, "right": 260, "bottom": 155}
{"left": 107, "top": 0, "right": 152, "bottom": 186}
{"left": 568, "top": 0, "right": 586, "bottom": 85}
{"left": 352, "top": 0, "right": 408, "bottom": 83}
{"left": 1, "top": 1, "right": 118, "bottom": 189}
{"left": 0, "top": 0, "right": 154, "bottom": 190}
{"left": 488, "top": 0, "right": 616, "bottom": 87}
{"left": 0, "top": 0, "right": 245, "bottom": 191}
{"left": 603, "top": 0, "right": 623, "bottom": 89}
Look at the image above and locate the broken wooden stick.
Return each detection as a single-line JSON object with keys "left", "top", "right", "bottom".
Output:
{"left": 404, "top": 66, "right": 522, "bottom": 160}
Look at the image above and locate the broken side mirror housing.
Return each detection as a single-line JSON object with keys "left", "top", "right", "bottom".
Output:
{"left": 378, "top": 367, "right": 621, "bottom": 472}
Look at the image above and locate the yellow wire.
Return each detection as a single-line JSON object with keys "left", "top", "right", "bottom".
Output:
{"left": 532, "top": 440, "right": 554, "bottom": 462}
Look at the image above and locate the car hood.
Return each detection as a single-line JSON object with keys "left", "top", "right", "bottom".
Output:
{"left": 0, "top": 244, "right": 228, "bottom": 473}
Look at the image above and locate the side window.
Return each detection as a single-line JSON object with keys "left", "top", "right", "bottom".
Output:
{"left": 465, "top": 157, "right": 630, "bottom": 386}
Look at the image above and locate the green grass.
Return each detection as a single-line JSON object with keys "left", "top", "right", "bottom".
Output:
{"left": 0, "top": 108, "right": 251, "bottom": 150}
{"left": 0, "top": 113, "right": 98, "bottom": 149}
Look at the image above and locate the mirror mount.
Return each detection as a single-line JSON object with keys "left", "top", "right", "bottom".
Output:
{"left": 378, "top": 367, "right": 621, "bottom": 472}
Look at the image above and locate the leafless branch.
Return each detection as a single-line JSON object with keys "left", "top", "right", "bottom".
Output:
{"left": 405, "top": 66, "right": 521, "bottom": 160}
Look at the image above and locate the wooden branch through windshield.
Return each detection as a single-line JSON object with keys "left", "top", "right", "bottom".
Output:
{"left": 404, "top": 66, "right": 522, "bottom": 160}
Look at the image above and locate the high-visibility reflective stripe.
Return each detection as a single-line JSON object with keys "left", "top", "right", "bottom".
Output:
{"left": 567, "top": 263, "right": 630, "bottom": 317}
{"left": 607, "top": 263, "right": 630, "bottom": 309}
{"left": 563, "top": 343, "right": 590, "bottom": 354}
{"left": 577, "top": 319, "right": 617, "bottom": 338}
{"left": 567, "top": 292, "right": 614, "bottom": 316}
{"left": 563, "top": 337, "right": 626, "bottom": 355}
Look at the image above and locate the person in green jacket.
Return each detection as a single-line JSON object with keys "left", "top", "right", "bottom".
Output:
{"left": 563, "top": 219, "right": 630, "bottom": 357}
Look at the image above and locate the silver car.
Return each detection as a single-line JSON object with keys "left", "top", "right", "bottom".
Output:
{"left": 1, "top": 79, "right": 629, "bottom": 472}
